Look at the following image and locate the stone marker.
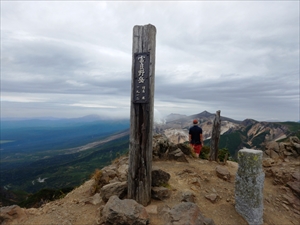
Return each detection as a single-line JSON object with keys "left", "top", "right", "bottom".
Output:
{"left": 235, "top": 149, "right": 265, "bottom": 225}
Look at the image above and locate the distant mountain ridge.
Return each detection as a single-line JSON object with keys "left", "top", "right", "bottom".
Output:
{"left": 156, "top": 110, "right": 300, "bottom": 158}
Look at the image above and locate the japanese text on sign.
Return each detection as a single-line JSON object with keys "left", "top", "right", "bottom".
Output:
{"left": 133, "top": 53, "right": 149, "bottom": 103}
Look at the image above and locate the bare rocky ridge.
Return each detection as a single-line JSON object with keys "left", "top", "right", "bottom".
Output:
{"left": 156, "top": 111, "right": 294, "bottom": 156}
{"left": 1, "top": 135, "right": 299, "bottom": 225}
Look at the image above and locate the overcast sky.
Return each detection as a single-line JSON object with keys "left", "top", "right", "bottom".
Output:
{"left": 1, "top": 1, "right": 299, "bottom": 122}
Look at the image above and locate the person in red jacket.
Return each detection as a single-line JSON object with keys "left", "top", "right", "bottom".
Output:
{"left": 189, "top": 119, "right": 203, "bottom": 157}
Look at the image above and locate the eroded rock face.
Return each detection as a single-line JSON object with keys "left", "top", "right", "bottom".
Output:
{"left": 101, "top": 195, "right": 149, "bottom": 225}
{"left": 264, "top": 136, "right": 300, "bottom": 159}
{"left": 152, "top": 134, "right": 193, "bottom": 162}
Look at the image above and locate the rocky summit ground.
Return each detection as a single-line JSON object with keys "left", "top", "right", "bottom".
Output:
{"left": 1, "top": 154, "right": 299, "bottom": 225}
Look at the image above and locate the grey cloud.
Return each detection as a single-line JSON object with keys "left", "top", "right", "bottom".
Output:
{"left": 1, "top": 1, "right": 299, "bottom": 121}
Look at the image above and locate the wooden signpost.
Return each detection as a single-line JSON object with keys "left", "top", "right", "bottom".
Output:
{"left": 209, "top": 110, "right": 221, "bottom": 161}
{"left": 128, "top": 24, "right": 156, "bottom": 206}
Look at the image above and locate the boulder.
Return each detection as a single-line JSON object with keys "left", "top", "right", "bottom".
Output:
{"left": 165, "top": 202, "right": 216, "bottom": 225}
{"left": 176, "top": 143, "right": 193, "bottom": 155}
{"left": 151, "top": 186, "right": 171, "bottom": 200}
{"left": 100, "top": 181, "right": 127, "bottom": 202}
{"left": 215, "top": 165, "right": 231, "bottom": 181}
{"left": 153, "top": 134, "right": 175, "bottom": 159}
{"left": 101, "top": 195, "right": 149, "bottom": 225}
{"left": 168, "top": 149, "right": 188, "bottom": 162}
{"left": 152, "top": 168, "right": 171, "bottom": 187}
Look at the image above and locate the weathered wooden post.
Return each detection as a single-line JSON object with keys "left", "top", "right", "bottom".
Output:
{"left": 209, "top": 110, "right": 221, "bottom": 161}
{"left": 128, "top": 24, "right": 156, "bottom": 206}
{"left": 235, "top": 149, "right": 265, "bottom": 225}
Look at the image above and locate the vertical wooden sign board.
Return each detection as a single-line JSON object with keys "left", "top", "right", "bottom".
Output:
{"left": 128, "top": 24, "right": 156, "bottom": 206}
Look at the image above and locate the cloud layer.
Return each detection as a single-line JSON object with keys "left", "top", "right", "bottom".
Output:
{"left": 1, "top": 1, "right": 299, "bottom": 121}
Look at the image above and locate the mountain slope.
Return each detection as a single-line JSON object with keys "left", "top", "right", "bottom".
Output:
{"left": 156, "top": 111, "right": 299, "bottom": 158}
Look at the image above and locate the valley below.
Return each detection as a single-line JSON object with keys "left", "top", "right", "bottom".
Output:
{"left": 0, "top": 112, "right": 299, "bottom": 210}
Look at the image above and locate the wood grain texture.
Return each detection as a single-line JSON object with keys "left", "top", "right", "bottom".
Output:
{"left": 209, "top": 110, "right": 221, "bottom": 161}
{"left": 128, "top": 24, "right": 156, "bottom": 206}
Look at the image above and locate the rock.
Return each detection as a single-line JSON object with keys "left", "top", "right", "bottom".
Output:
{"left": 153, "top": 134, "right": 174, "bottom": 159}
{"left": 165, "top": 202, "right": 216, "bottom": 225}
{"left": 290, "top": 136, "right": 300, "bottom": 154}
{"left": 292, "top": 171, "right": 300, "bottom": 181}
{"left": 176, "top": 143, "right": 193, "bottom": 155}
{"left": 102, "top": 169, "right": 118, "bottom": 179}
{"left": 284, "top": 150, "right": 293, "bottom": 156}
{"left": 269, "top": 167, "right": 294, "bottom": 185}
{"left": 262, "top": 158, "right": 275, "bottom": 167}
{"left": 181, "top": 190, "right": 196, "bottom": 203}
{"left": 101, "top": 195, "right": 149, "bottom": 225}
{"left": 205, "top": 193, "right": 219, "bottom": 203}
{"left": 100, "top": 181, "right": 127, "bottom": 202}
{"left": 287, "top": 181, "right": 300, "bottom": 197}
{"left": 266, "top": 141, "right": 280, "bottom": 153}
{"left": 215, "top": 165, "right": 231, "bottom": 181}
{"left": 168, "top": 148, "right": 188, "bottom": 162}
{"left": 269, "top": 150, "right": 279, "bottom": 159}
{"left": 87, "top": 193, "right": 102, "bottom": 205}
{"left": 282, "top": 193, "right": 300, "bottom": 210}
{"left": 151, "top": 186, "right": 171, "bottom": 200}
{"left": 264, "top": 149, "right": 271, "bottom": 156}
{"left": 0, "top": 205, "right": 27, "bottom": 224}
{"left": 145, "top": 205, "right": 158, "bottom": 214}
{"left": 117, "top": 164, "right": 128, "bottom": 181}
{"left": 190, "top": 178, "right": 201, "bottom": 187}
{"left": 152, "top": 167, "right": 171, "bottom": 187}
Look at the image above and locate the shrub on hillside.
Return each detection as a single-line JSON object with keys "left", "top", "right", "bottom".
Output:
{"left": 200, "top": 145, "right": 210, "bottom": 159}
{"left": 200, "top": 146, "right": 230, "bottom": 162}
{"left": 218, "top": 148, "right": 230, "bottom": 162}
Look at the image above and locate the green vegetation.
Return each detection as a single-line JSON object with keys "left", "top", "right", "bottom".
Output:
{"left": 199, "top": 145, "right": 210, "bottom": 160}
{"left": 277, "top": 122, "right": 300, "bottom": 139}
{"left": 18, "top": 187, "right": 74, "bottom": 208}
{"left": 1, "top": 135, "right": 129, "bottom": 193}
{"left": 200, "top": 145, "right": 231, "bottom": 162}
{"left": 0, "top": 118, "right": 130, "bottom": 197}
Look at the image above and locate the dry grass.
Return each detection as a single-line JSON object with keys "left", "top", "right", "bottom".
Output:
{"left": 90, "top": 169, "right": 103, "bottom": 195}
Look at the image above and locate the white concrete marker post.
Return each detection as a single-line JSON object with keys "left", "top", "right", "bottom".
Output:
{"left": 235, "top": 149, "right": 265, "bottom": 225}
